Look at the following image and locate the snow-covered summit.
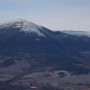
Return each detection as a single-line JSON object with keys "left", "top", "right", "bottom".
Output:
{"left": 0, "top": 19, "right": 45, "bottom": 37}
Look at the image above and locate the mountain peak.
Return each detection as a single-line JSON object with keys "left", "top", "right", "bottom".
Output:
{"left": 0, "top": 19, "right": 45, "bottom": 37}
{"left": 1, "top": 19, "right": 29, "bottom": 25}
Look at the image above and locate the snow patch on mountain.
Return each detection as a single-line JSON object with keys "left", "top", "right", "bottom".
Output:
{"left": 62, "top": 30, "right": 90, "bottom": 37}
{"left": 0, "top": 19, "right": 45, "bottom": 37}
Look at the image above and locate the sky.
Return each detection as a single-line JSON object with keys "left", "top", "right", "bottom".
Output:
{"left": 0, "top": 0, "right": 90, "bottom": 31}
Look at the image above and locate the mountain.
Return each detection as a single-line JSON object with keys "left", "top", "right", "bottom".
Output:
{"left": 0, "top": 20, "right": 90, "bottom": 54}
{"left": 0, "top": 19, "right": 90, "bottom": 90}
{"left": 62, "top": 30, "right": 90, "bottom": 37}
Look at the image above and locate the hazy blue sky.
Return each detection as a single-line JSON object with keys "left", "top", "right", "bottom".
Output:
{"left": 0, "top": 0, "right": 90, "bottom": 31}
